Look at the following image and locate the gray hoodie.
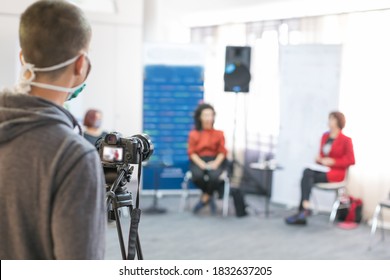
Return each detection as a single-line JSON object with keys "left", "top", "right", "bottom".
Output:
{"left": 0, "top": 90, "right": 106, "bottom": 259}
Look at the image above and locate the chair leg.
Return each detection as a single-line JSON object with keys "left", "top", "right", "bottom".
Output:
{"left": 369, "top": 204, "right": 382, "bottom": 249}
{"left": 179, "top": 178, "right": 189, "bottom": 212}
{"left": 329, "top": 199, "right": 340, "bottom": 224}
{"left": 329, "top": 187, "right": 345, "bottom": 224}
{"left": 311, "top": 192, "right": 319, "bottom": 215}
{"left": 379, "top": 206, "right": 385, "bottom": 241}
{"left": 222, "top": 179, "right": 230, "bottom": 217}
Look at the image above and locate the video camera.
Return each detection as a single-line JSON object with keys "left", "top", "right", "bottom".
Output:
{"left": 97, "top": 132, "right": 154, "bottom": 167}
{"left": 96, "top": 132, "right": 154, "bottom": 185}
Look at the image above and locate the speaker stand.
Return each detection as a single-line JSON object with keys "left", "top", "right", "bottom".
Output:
{"left": 230, "top": 92, "right": 246, "bottom": 179}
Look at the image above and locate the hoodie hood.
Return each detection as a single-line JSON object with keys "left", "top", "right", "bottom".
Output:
{"left": 0, "top": 90, "right": 80, "bottom": 144}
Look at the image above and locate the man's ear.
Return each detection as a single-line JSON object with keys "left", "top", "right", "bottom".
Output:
{"left": 19, "top": 50, "right": 24, "bottom": 65}
{"left": 74, "top": 54, "right": 86, "bottom": 76}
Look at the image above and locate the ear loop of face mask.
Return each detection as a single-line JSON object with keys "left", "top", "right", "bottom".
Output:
{"left": 17, "top": 53, "right": 88, "bottom": 101}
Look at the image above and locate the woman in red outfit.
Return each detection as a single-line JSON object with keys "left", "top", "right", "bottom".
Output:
{"left": 286, "top": 111, "right": 355, "bottom": 225}
{"left": 188, "top": 103, "right": 228, "bottom": 214}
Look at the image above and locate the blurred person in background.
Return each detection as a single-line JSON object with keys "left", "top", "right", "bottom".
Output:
{"left": 285, "top": 111, "right": 355, "bottom": 225}
{"left": 188, "top": 103, "right": 228, "bottom": 215}
{"left": 83, "top": 108, "right": 107, "bottom": 146}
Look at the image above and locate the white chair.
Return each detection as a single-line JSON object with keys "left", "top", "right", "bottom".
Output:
{"left": 369, "top": 193, "right": 390, "bottom": 249}
{"left": 312, "top": 170, "right": 349, "bottom": 223}
{"left": 179, "top": 170, "right": 230, "bottom": 217}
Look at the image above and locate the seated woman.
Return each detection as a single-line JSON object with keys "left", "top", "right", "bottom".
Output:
{"left": 286, "top": 111, "right": 355, "bottom": 225}
{"left": 83, "top": 109, "right": 107, "bottom": 146}
{"left": 188, "top": 103, "right": 228, "bottom": 214}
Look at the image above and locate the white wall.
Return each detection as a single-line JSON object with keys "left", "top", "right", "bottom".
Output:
{"left": 0, "top": 0, "right": 33, "bottom": 88}
{"left": 0, "top": 0, "right": 144, "bottom": 136}
{"left": 338, "top": 11, "right": 390, "bottom": 225}
{"left": 0, "top": 15, "right": 19, "bottom": 89}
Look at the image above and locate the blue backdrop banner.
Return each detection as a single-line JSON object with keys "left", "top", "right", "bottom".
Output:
{"left": 143, "top": 65, "right": 204, "bottom": 190}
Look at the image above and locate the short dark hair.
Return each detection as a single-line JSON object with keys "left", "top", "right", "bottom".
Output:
{"left": 193, "top": 103, "right": 215, "bottom": 131}
{"left": 329, "top": 111, "right": 346, "bottom": 130}
{"left": 83, "top": 109, "right": 101, "bottom": 128}
{"left": 19, "top": 0, "right": 91, "bottom": 78}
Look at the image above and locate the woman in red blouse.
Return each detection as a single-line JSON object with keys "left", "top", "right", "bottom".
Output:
{"left": 188, "top": 103, "right": 228, "bottom": 214}
{"left": 286, "top": 111, "right": 355, "bottom": 225}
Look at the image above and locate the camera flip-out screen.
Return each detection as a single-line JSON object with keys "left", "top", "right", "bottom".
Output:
{"left": 103, "top": 146, "right": 124, "bottom": 162}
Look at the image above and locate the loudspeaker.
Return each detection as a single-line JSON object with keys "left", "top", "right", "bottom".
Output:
{"left": 224, "top": 46, "right": 251, "bottom": 93}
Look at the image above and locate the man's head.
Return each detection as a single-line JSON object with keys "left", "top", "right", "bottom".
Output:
{"left": 19, "top": 0, "right": 91, "bottom": 79}
{"left": 84, "top": 109, "right": 102, "bottom": 129}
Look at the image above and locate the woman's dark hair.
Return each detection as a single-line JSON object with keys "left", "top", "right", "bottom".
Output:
{"left": 83, "top": 109, "right": 101, "bottom": 128}
{"left": 329, "top": 111, "right": 346, "bottom": 130}
{"left": 193, "top": 103, "right": 215, "bottom": 131}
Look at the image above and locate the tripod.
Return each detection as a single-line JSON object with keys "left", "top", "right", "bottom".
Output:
{"left": 230, "top": 91, "right": 259, "bottom": 185}
{"left": 106, "top": 165, "right": 143, "bottom": 260}
{"left": 230, "top": 92, "right": 248, "bottom": 176}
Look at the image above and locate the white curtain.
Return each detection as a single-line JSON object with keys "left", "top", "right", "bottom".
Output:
{"left": 338, "top": 11, "right": 390, "bottom": 223}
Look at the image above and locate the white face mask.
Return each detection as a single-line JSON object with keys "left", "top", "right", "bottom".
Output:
{"left": 16, "top": 53, "right": 90, "bottom": 101}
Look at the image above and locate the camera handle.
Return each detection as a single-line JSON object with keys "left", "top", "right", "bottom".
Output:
{"left": 106, "top": 164, "right": 143, "bottom": 260}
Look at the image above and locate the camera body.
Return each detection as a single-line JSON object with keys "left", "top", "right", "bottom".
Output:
{"left": 97, "top": 132, "right": 154, "bottom": 169}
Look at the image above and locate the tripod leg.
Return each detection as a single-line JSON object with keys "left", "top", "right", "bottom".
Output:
{"left": 136, "top": 234, "right": 143, "bottom": 260}
{"left": 128, "top": 205, "right": 143, "bottom": 260}
{"left": 113, "top": 208, "right": 127, "bottom": 260}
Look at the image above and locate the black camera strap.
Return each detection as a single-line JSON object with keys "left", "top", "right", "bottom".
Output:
{"left": 127, "top": 156, "right": 143, "bottom": 260}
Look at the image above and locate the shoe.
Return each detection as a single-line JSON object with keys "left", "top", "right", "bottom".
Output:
{"left": 209, "top": 198, "right": 217, "bottom": 215}
{"left": 285, "top": 211, "right": 308, "bottom": 225}
{"left": 193, "top": 200, "right": 206, "bottom": 214}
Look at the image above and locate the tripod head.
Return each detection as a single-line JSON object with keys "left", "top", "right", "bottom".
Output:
{"left": 104, "top": 164, "right": 134, "bottom": 186}
{"left": 106, "top": 164, "right": 134, "bottom": 211}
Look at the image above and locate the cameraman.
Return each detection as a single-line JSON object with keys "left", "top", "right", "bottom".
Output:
{"left": 0, "top": 1, "right": 106, "bottom": 259}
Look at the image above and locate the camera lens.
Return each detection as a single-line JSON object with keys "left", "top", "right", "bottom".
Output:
{"left": 132, "top": 134, "right": 154, "bottom": 162}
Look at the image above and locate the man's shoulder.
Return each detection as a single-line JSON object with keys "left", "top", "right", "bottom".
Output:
{"left": 52, "top": 130, "right": 102, "bottom": 181}
{"left": 35, "top": 123, "right": 97, "bottom": 158}
{"left": 64, "top": 131, "right": 98, "bottom": 155}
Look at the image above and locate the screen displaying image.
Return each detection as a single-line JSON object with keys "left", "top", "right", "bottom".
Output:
{"left": 103, "top": 146, "right": 124, "bottom": 162}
